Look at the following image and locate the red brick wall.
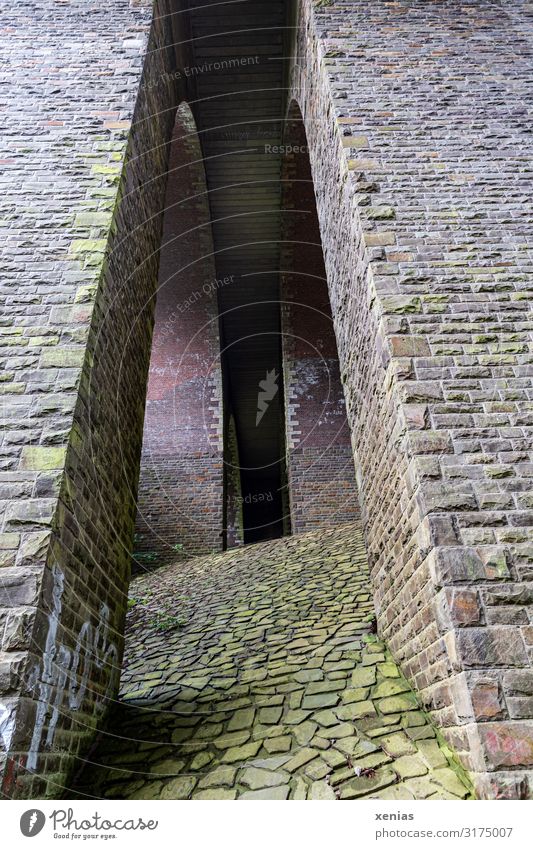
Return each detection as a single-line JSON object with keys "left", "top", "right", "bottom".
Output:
{"left": 135, "top": 103, "right": 224, "bottom": 565}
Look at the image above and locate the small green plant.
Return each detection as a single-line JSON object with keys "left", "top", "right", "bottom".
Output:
{"left": 151, "top": 612, "right": 188, "bottom": 632}
{"left": 134, "top": 551, "right": 159, "bottom": 565}
{"left": 172, "top": 543, "right": 184, "bottom": 552}
{"left": 127, "top": 592, "right": 152, "bottom": 610}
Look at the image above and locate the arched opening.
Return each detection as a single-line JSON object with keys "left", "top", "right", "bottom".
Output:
{"left": 135, "top": 95, "right": 360, "bottom": 562}
{"left": 280, "top": 102, "right": 360, "bottom": 531}
{"left": 134, "top": 103, "right": 224, "bottom": 567}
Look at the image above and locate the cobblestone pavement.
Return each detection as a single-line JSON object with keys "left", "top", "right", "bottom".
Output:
{"left": 71, "top": 525, "right": 473, "bottom": 800}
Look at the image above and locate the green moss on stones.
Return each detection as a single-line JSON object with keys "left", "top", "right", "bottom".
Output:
{"left": 40, "top": 348, "right": 85, "bottom": 368}
{"left": 20, "top": 446, "right": 67, "bottom": 471}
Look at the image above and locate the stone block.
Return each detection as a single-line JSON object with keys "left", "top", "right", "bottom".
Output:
{"left": 0, "top": 568, "right": 41, "bottom": 607}
{"left": 402, "top": 404, "right": 427, "bottom": 430}
{"left": 363, "top": 231, "right": 396, "bottom": 247}
{"left": 447, "top": 588, "right": 482, "bottom": 627}
{"left": 381, "top": 296, "right": 422, "bottom": 315}
{"left": 470, "top": 678, "right": 505, "bottom": 721}
{"left": 1, "top": 607, "right": 36, "bottom": 651}
{"left": 39, "top": 348, "right": 85, "bottom": 368}
{"left": 20, "top": 446, "right": 66, "bottom": 471}
{"left": 409, "top": 431, "right": 453, "bottom": 455}
{"left": 0, "top": 653, "right": 26, "bottom": 692}
{"left": 507, "top": 698, "right": 533, "bottom": 720}
{"left": 390, "top": 336, "right": 431, "bottom": 358}
{"left": 420, "top": 484, "right": 477, "bottom": 514}
{"left": 474, "top": 771, "right": 532, "bottom": 801}
{"left": 3, "top": 500, "right": 55, "bottom": 532}
{"left": 479, "top": 723, "right": 533, "bottom": 769}
{"left": 456, "top": 628, "right": 528, "bottom": 669}
{"left": 503, "top": 671, "right": 533, "bottom": 697}
{"left": 432, "top": 547, "right": 510, "bottom": 585}
{"left": 485, "top": 585, "right": 533, "bottom": 607}
{"left": 367, "top": 205, "right": 395, "bottom": 220}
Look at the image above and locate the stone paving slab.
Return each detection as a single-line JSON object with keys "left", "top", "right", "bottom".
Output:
{"left": 70, "top": 524, "right": 473, "bottom": 800}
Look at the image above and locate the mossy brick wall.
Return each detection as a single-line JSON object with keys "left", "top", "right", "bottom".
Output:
{"left": 280, "top": 108, "right": 360, "bottom": 533}
{"left": 225, "top": 415, "right": 245, "bottom": 549}
{"left": 134, "top": 105, "right": 224, "bottom": 566}
{"left": 290, "top": 0, "right": 533, "bottom": 798}
{"left": 0, "top": 0, "right": 183, "bottom": 798}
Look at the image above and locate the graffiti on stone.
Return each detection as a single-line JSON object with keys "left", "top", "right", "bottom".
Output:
{"left": 26, "top": 564, "right": 118, "bottom": 772}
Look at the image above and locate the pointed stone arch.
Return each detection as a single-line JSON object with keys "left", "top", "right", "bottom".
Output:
{"left": 134, "top": 102, "right": 224, "bottom": 566}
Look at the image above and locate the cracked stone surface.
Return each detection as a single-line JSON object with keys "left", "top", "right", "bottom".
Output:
{"left": 70, "top": 525, "right": 473, "bottom": 800}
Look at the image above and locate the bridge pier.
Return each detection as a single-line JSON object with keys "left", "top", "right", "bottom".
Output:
{"left": 289, "top": 0, "right": 533, "bottom": 799}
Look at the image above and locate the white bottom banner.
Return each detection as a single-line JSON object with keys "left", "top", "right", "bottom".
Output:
{"left": 1, "top": 800, "right": 531, "bottom": 849}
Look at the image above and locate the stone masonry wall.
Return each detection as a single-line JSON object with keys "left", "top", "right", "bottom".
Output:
{"left": 281, "top": 106, "right": 360, "bottom": 533}
{"left": 0, "top": 0, "right": 184, "bottom": 798}
{"left": 134, "top": 104, "right": 224, "bottom": 566}
{"left": 291, "top": 0, "right": 533, "bottom": 798}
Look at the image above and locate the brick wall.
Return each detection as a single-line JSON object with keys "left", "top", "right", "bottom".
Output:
{"left": 290, "top": 0, "right": 533, "bottom": 798}
{"left": 0, "top": 0, "right": 183, "bottom": 798}
{"left": 134, "top": 103, "right": 224, "bottom": 566}
{"left": 280, "top": 106, "right": 360, "bottom": 533}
